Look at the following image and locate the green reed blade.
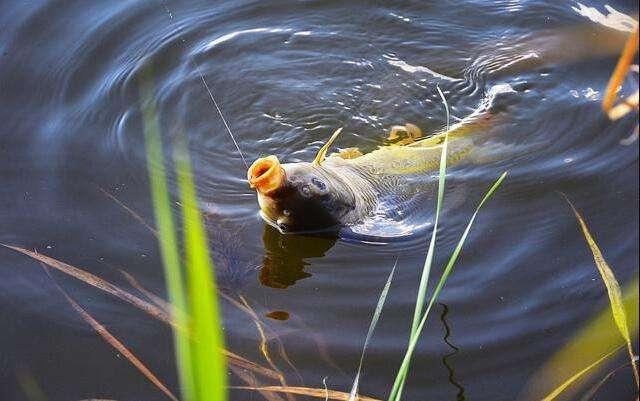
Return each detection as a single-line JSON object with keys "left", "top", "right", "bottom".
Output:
{"left": 140, "top": 65, "right": 195, "bottom": 401}
{"left": 348, "top": 258, "right": 398, "bottom": 401}
{"left": 410, "top": 86, "right": 450, "bottom": 337}
{"left": 521, "top": 277, "right": 638, "bottom": 400}
{"left": 389, "top": 171, "right": 507, "bottom": 401}
{"left": 175, "top": 139, "right": 228, "bottom": 401}
{"left": 539, "top": 347, "right": 622, "bottom": 401}
{"left": 561, "top": 194, "right": 639, "bottom": 388}
{"left": 391, "top": 85, "right": 451, "bottom": 400}
{"left": 409, "top": 85, "right": 450, "bottom": 332}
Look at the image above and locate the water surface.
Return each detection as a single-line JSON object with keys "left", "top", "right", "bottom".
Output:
{"left": 1, "top": 1, "right": 638, "bottom": 400}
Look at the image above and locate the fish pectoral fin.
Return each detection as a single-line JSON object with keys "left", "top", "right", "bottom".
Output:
{"left": 405, "top": 123, "right": 423, "bottom": 139}
{"left": 387, "top": 123, "right": 423, "bottom": 145}
{"left": 336, "top": 147, "right": 363, "bottom": 159}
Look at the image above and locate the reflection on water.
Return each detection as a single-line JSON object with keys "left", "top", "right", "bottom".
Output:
{"left": 440, "top": 303, "right": 466, "bottom": 401}
{"left": 0, "top": 0, "right": 638, "bottom": 400}
{"left": 260, "top": 224, "right": 336, "bottom": 288}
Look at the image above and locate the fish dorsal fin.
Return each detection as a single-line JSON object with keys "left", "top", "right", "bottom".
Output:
{"left": 313, "top": 127, "right": 343, "bottom": 165}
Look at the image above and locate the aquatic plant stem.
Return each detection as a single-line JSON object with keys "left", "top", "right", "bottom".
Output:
{"left": 348, "top": 258, "right": 398, "bottom": 401}
{"left": 140, "top": 65, "right": 195, "bottom": 401}
{"left": 602, "top": 28, "right": 638, "bottom": 113}
{"left": 410, "top": 85, "right": 451, "bottom": 333}
{"left": 561, "top": 193, "right": 639, "bottom": 388}
{"left": 539, "top": 347, "right": 622, "bottom": 401}
{"left": 395, "top": 84, "right": 451, "bottom": 400}
{"left": 175, "top": 138, "right": 228, "bottom": 401}
{"left": 389, "top": 172, "right": 507, "bottom": 401}
{"left": 409, "top": 119, "right": 448, "bottom": 335}
{"left": 43, "top": 265, "right": 180, "bottom": 401}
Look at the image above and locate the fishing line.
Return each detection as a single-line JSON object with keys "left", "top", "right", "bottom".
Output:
{"left": 158, "top": 1, "right": 249, "bottom": 169}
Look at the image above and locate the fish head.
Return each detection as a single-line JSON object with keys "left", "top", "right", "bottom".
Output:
{"left": 247, "top": 155, "right": 355, "bottom": 233}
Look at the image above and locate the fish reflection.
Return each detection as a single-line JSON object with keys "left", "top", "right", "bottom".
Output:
{"left": 260, "top": 224, "right": 337, "bottom": 288}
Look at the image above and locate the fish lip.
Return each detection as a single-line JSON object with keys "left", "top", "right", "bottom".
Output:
{"left": 248, "top": 155, "right": 286, "bottom": 194}
{"left": 258, "top": 210, "right": 285, "bottom": 233}
{"left": 258, "top": 210, "right": 339, "bottom": 235}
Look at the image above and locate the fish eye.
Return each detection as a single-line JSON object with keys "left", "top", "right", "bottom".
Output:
{"left": 311, "top": 177, "right": 327, "bottom": 191}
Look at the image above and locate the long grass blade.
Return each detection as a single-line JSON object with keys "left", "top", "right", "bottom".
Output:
{"left": 409, "top": 92, "right": 449, "bottom": 336}
{"left": 228, "top": 365, "right": 285, "bottom": 401}
{"left": 1, "top": 245, "right": 279, "bottom": 383}
{"left": 579, "top": 361, "right": 633, "bottom": 401}
{"left": 389, "top": 171, "right": 507, "bottom": 401}
{"left": 235, "top": 295, "right": 295, "bottom": 401}
{"left": 391, "top": 86, "right": 452, "bottom": 399}
{"left": 520, "top": 278, "right": 638, "bottom": 401}
{"left": 97, "top": 187, "right": 158, "bottom": 236}
{"left": 231, "top": 386, "right": 382, "bottom": 401}
{"left": 223, "top": 349, "right": 282, "bottom": 381}
{"left": 410, "top": 85, "right": 450, "bottom": 332}
{"left": 562, "top": 194, "right": 639, "bottom": 387}
{"left": 348, "top": 258, "right": 398, "bottom": 401}
{"left": 43, "top": 266, "right": 179, "bottom": 401}
{"left": 175, "top": 139, "right": 227, "bottom": 401}
{"left": 538, "top": 347, "right": 621, "bottom": 401}
{"left": 119, "top": 269, "right": 173, "bottom": 312}
{"left": 0, "top": 245, "right": 172, "bottom": 325}
{"left": 139, "top": 64, "right": 195, "bottom": 401}
{"left": 16, "top": 368, "right": 48, "bottom": 401}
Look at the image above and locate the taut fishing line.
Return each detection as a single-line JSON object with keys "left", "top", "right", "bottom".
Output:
{"left": 158, "top": 1, "right": 249, "bottom": 169}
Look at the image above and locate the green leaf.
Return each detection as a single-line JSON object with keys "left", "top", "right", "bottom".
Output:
{"left": 562, "top": 194, "right": 639, "bottom": 388}
{"left": 389, "top": 171, "right": 507, "bottom": 401}
{"left": 539, "top": 347, "right": 621, "bottom": 401}
{"left": 349, "top": 259, "right": 397, "bottom": 401}
{"left": 141, "top": 63, "right": 227, "bottom": 401}
{"left": 175, "top": 140, "right": 228, "bottom": 401}
{"left": 139, "top": 64, "right": 195, "bottom": 401}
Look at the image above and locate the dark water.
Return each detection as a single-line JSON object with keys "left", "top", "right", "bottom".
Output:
{"left": 1, "top": 1, "right": 638, "bottom": 400}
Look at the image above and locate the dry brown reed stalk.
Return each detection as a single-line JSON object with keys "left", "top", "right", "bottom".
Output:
{"left": 101, "top": 179, "right": 309, "bottom": 379}
{"left": 229, "top": 364, "right": 286, "bottom": 401}
{"left": 602, "top": 28, "right": 639, "bottom": 120}
{"left": 219, "top": 291, "right": 298, "bottom": 401}
{"left": 116, "top": 265, "right": 287, "bottom": 385}
{"left": 579, "top": 361, "right": 633, "bottom": 401}
{"left": 2, "top": 244, "right": 173, "bottom": 325}
{"left": 98, "top": 180, "right": 337, "bottom": 398}
{"left": 223, "top": 350, "right": 283, "bottom": 381}
{"left": 1, "top": 244, "right": 282, "bottom": 384}
{"left": 41, "top": 265, "right": 180, "bottom": 401}
{"left": 230, "top": 386, "right": 381, "bottom": 401}
{"left": 273, "top": 332, "right": 304, "bottom": 384}
{"left": 118, "top": 268, "right": 173, "bottom": 312}
{"left": 238, "top": 294, "right": 298, "bottom": 401}
{"left": 97, "top": 187, "right": 158, "bottom": 236}
{"left": 222, "top": 290, "right": 344, "bottom": 381}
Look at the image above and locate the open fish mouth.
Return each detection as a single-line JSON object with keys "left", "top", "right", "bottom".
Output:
{"left": 247, "top": 155, "right": 285, "bottom": 194}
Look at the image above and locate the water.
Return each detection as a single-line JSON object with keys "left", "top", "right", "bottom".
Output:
{"left": 0, "top": 1, "right": 638, "bottom": 400}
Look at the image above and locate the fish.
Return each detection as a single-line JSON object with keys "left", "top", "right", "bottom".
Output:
{"left": 247, "top": 21, "right": 636, "bottom": 236}
{"left": 247, "top": 85, "right": 513, "bottom": 235}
